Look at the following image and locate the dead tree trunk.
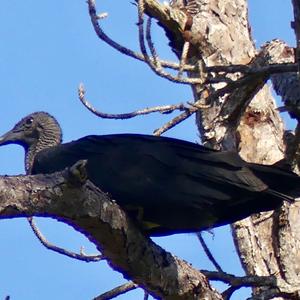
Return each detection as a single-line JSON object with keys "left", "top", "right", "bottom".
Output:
{"left": 144, "top": 0, "right": 300, "bottom": 297}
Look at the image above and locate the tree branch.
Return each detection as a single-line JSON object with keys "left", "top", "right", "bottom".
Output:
{"left": 78, "top": 83, "right": 187, "bottom": 119}
{"left": 153, "top": 107, "right": 195, "bottom": 135}
{"left": 200, "top": 41, "right": 294, "bottom": 148}
{"left": 196, "top": 232, "right": 223, "bottom": 272}
{"left": 137, "top": 0, "right": 201, "bottom": 84}
{"left": 93, "top": 282, "right": 138, "bottom": 300}
{"left": 202, "top": 270, "right": 276, "bottom": 288}
{"left": 0, "top": 171, "right": 222, "bottom": 300}
{"left": 27, "top": 216, "right": 103, "bottom": 262}
{"left": 206, "top": 63, "right": 297, "bottom": 76}
{"left": 86, "top": 0, "right": 195, "bottom": 72}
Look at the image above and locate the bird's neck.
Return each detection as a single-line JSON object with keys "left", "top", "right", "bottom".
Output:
{"left": 25, "top": 131, "right": 62, "bottom": 174}
{"left": 25, "top": 145, "right": 37, "bottom": 174}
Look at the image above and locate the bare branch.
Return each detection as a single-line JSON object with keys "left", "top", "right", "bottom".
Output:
{"left": 178, "top": 41, "right": 190, "bottom": 77}
{"left": 206, "top": 63, "right": 297, "bottom": 76}
{"left": 188, "top": 99, "right": 211, "bottom": 109}
{"left": 93, "top": 282, "right": 138, "bottom": 300}
{"left": 210, "top": 73, "right": 268, "bottom": 104}
{"left": 203, "top": 270, "right": 279, "bottom": 300}
{"left": 199, "top": 41, "right": 297, "bottom": 149}
{"left": 0, "top": 172, "right": 221, "bottom": 299}
{"left": 137, "top": 0, "right": 201, "bottom": 84}
{"left": 145, "top": 17, "right": 161, "bottom": 69}
{"left": 202, "top": 270, "right": 276, "bottom": 288}
{"left": 86, "top": 0, "right": 195, "bottom": 72}
{"left": 196, "top": 232, "right": 223, "bottom": 272}
{"left": 78, "top": 82, "right": 204, "bottom": 138}
{"left": 78, "top": 50, "right": 296, "bottom": 141}
{"left": 153, "top": 107, "right": 195, "bottom": 136}
{"left": 145, "top": 17, "right": 192, "bottom": 80}
{"left": 203, "top": 63, "right": 297, "bottom": 132}
{"left": 153, "top": 95, "right": 213, "bottom": 136}
{"left": 28, "top": 217, "right": 103, "bottom": 262}
{"left": 206, "top": 63, "right": 299, "bottom": 119}
{"left": 222, "top": 286, "right": 238, "bottom": 300}
{"left": 78, "top": 83, "right": 187, "bottom": 119}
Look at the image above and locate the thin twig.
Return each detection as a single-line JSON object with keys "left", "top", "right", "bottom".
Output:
{"left": 153, "top": 107, "right": 195, "bottom": 136}
{"left": 152, "top": 95, "right": 212, "bottom": 136}
{"left": 78, "top": 81, "right": 203, "bottom": 137}
{"left": 137, "top": 0, "right": 201, "bottom": 84}
{"left": 202, "top": 270, "right": 278, "bottom": 300}
{"left": 201, "top": 270, "right": 276, "bottom": 287}
{"left": 145, "top": 17, "right": 161, "bottom": 69}
{"left": 28, "top": 217, "right": 103, "bottom": 262}
{"left": 78, "top": 83, "right": 187, "bottom": 119}
{"left": 86, "top": 0, "right": 195, "bottom": 72}
{"left": 206, "top": 63, "right": 297, "bottom": 76}
{"left": 78, "top": 64, "right": 273, "bottom": 137}
{"left": 178, "top": 41, "right": 190, "bottom": 77}
{"left": 188, "top": 99, "right": 211, "bottom": 109}
{"left": 222, "top": 286, "right": 238, "bottom": 300}
{"left": 211, "top": 73, "right": 268, "bottom": 103}
{"left": 93, "top": 282, "right": 138, "bottom": 300}
{"left": 86, "top": 0, "right": 297, "bottom": 82}
{"left": 196, "top": 232, "right": 223, "bottom": 272}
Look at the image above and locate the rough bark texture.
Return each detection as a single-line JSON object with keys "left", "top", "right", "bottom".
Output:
{"left": 144, "top": 0, "right": 300, "bottom": 297}
{"left": 0, "top": 172, "right": 222, "bottom": 300}
{"left": 232, "top": 41, "right": 300, "bottom": 294}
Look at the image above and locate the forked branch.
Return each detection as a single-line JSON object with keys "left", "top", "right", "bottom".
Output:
{"left": 86, "top": 0, "right": 196, "bottom": 73}
{"left": 28, "top": 217, "right": 103, "bottom": 262}
{"left": 78, "top": 83, "right": 187, "bottom": 119}
{"left": 136, "top": 0, "right": 202, "bottom": 84}
{"left": 93, "top": 282, "right": 138, "bottom": 300}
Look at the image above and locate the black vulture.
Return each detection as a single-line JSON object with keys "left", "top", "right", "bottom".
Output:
{"left": 0, "top": 112, "right": 299, "bottom": 236}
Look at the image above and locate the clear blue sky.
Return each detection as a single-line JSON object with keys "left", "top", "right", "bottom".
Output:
{"left": 0, "top": 1, "right": 294, "bottom": 299}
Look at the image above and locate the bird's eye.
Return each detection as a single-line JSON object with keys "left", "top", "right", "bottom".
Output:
{"left": 25, "top": 117, "right": 34, "bottom": 126}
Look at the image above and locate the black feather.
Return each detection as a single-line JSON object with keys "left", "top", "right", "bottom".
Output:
{"left": 30, "top": 134, "right": 299, "bottom": 236}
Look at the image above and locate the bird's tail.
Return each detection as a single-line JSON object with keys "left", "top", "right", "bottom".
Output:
{"left": 248, "top": 162, "right": 300, "bottom": 202}
{"left": 266, "top": 189, "right": 296, "bottom": 203}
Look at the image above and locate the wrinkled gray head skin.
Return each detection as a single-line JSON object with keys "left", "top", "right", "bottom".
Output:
{"left": 0, "top": 112, "right": 62, "bottom": 173}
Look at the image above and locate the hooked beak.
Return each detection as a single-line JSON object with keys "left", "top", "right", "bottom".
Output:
{"left": 0, "top": 129, "right": 23, "bottom": 146}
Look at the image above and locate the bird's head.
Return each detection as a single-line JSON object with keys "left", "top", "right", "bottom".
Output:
{"left": 0, "top": 112, "right": 62, "bottom": 173}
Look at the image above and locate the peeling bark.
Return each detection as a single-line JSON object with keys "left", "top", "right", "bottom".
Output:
{"left": 144, "top": 0, "right": 300, "bottom": 298}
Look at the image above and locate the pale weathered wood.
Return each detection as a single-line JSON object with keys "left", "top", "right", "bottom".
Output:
{"left": 145, "top": 0, "right": 300, "bottom": 298}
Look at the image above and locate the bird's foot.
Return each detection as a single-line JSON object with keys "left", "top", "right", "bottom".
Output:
{"left": 66, "top": 159, "right": 88, "bottom": 187}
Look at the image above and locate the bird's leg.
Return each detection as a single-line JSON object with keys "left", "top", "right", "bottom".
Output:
{"left": 124, "top": 205, "right": 158, "bottom": 230}
{"left": 65, "top": 159, "right": 88, "bottom": 187}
